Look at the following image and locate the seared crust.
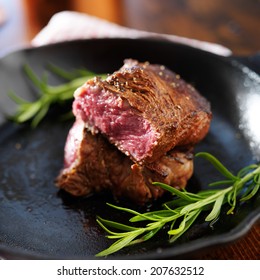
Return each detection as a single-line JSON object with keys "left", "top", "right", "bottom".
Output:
{"left": 57, "top": 60, "right": 211, "bottom": 204}
{"left": 83, "top": 59, "right": 211, "bottom": 164}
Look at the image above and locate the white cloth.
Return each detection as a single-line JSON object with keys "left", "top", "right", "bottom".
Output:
{"left": 32, "top": 11, "right": 231, "bottom": 56}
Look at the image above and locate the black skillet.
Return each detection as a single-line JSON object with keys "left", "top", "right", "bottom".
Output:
{"left": 0, "top": 38, "right": 259, "bottom": 259}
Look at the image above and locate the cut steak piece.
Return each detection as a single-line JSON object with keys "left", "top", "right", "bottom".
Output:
{"left": 56, "top": 119, "right": 194, "bottom": 204}
{"left": 73, "top": 59, "right": 211, "bottom": 164}
{"left": 57, "top": 59, "right": 212, "bottom": 204}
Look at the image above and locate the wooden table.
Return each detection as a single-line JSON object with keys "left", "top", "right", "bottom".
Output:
{"left": 0, "top": 0, "right": 259, "bottom": 260}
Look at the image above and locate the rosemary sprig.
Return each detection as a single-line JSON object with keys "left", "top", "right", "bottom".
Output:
{"left": 9, "top": 65, "right": 106, "bottom": 127}
{"left": 96, "top": 152, "right": 260, "bottom": 257}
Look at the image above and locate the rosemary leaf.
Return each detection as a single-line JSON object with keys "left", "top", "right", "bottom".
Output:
{"left": 97, "top": 216, "right": 139, "bottom": 231}
{"left": 208, "top": 179, "right": 234, "bottom": 187}
{"left": 96, "top": 230, "right": 144, "bottom": 257}
{"left": 15, "top": 101, "right": 42, "bottom": 123}
{"left": 168, "top": 216, "right": 186, "bottom": 235}
{"left": 8, "top": 90, "right": 30, "bottom": 105}
{"left": 240, "top": 174, "right": 260, "bottom": 201}
{"left": 153, "top": 182, "right": 200, "bottom": 202}
{"left": 31, "top": 102, "right": 50, "bottom": 128}
{"left": 169, "top": 210, "right": 201, "bottom": 243}
{"left": 24, "top": 64, "right": 48, "bottom": 93}
{"left": 205, "top": 193, "right": 225, "bottom": 221}
{"left": 107, "top": 203, "right": 159, "bottom": 222}
{"left": 196, "top": 152, "right": 238, "bottom": 180}
{"left": 130, "top": 227, "right": 163, "bottom": 244}
{"left": 130, "top": 210, "right": 177, "bottom": 222}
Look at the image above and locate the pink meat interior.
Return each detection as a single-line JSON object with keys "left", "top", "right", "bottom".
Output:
{"left": 64, "top": 119, "right": 84, "bottom": 168}
{"left": 73, "top": 85, "right": 158, "bottom": 161}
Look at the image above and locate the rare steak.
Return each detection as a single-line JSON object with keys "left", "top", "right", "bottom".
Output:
{"left": 73, "top": 59, "right": 211, "bottom": 164}
{"left": 56, "top": 59, "right": 211, "bottom": 204}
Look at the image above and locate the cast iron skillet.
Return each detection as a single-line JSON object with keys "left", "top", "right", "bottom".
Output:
{"left": 0, "top": 38, "right": 259, "bottom": 259}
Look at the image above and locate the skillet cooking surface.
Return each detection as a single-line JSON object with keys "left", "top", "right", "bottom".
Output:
{"left": 0, "top": 38, "right": 259, "bottom": 259}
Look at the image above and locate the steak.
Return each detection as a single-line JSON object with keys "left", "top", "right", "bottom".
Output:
{"left": 73, "top": 59, "right": 211, "bottom": 164}
{"left": 56, "top": 59, "right": 212, "bottom": 204}
{"left": 57, "top": 119, "right": 194, "bottom": 204}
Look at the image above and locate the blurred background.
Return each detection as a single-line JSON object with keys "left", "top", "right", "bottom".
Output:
{"left": 0, "top": 0, "right": 259, "bottom": 55}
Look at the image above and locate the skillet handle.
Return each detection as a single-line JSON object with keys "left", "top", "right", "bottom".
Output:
{"left": 232, "top": 52, "right": 260, "bottom": 74}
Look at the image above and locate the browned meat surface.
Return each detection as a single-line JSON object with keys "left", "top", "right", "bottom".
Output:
{"left": 56, "top": 59, "right": 211, "bottom": 204}
{"left": 57, "top": 119, "right": 194, "bottom": 204}
{"left": 73, "top": 59, "right": 211, "bottom": 164}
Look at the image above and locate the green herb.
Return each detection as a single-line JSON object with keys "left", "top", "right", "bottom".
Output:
{"left": 9, "top": 65, "right": 106, "bottom": 127}
{"left": 96, "top": 152, "right": 260, "bottom": 257}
